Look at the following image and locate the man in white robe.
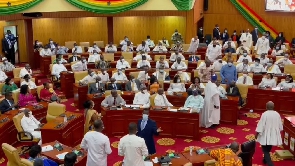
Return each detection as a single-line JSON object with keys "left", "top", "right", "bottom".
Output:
{"left": 81, "top": 120, "right": 112, "bottom": 166}
{"left": 79, "top": 69, "right": 97, "bottom": 85}
{"left": 137, "top": 67, "right": 150, "bottom": 81}
{"left": 255, "top": 101, "right": 282, "bottom": 166}
{"left": 20, "top": 64, "right": 33, "bottom": 78}
{"left": 71, "top": 57, "right": 87, "bottom": 72}
{"left": 88, "top": 50, "right": 101, "bottom": 63}
{"left": 212, "top": 55, "right": 227, "bottom": 72}
{"left": 136, "top": 41, "right": 150, "bottom": 52}
{"left": 201, "top": 74, "right": 220, "bottom": 128}
{"left": 133, "top": 85, "right": 150, "bottom": 108}
{"left": 255, "top": 33, "right": 270, "bottom": 55}
{"left": 239, "top": 29, "right": 252, "bottom": 48}
{"left": 40, "top": 45, "right": 52, "bottom": 57}
{"left": 154, "top": 88, "right": 173, "bottom": 107}
{"left": 275, "top": 54, "right": 293, "bottom": 66}
{"left": 72, "top": 43, "right": 83, "bottom": 54}
{"left": 116, "top": 56, "right": 131, "bottom": 69}
{"left": 105, "top": 42, "right": 117, "bottom": 53}
{"left": 153, "top": 42, "right": 167, "bottom": 52}
{"left": 187, "top": 36, "right": 199, "bottom": 53}
{"left": 206, "top": 42, "right": 222, "bottom": 62}
{"left": 156, "top": 56, "right": 169, "bottom": 69}
{"left": 145, "top": 35, "right": 155, "bottom": 47}
{"left": 52, "top": 59, "right": 67, "bottom": 79}
{"left": 265, "top": 59, "right": 281, "bottom": 74}
{"left": 171, "top": 57, "right": 187, "bottom": 70}
{"left": 21, "top": 109, "right": 42, "bottom": 145}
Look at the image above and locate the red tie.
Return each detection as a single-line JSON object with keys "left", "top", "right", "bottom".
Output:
{"left": 193, "top": 56, "right": 196, "bottom": 62}
{"left": 243, "top": 77, "right": 247, "bottom": 84}
{"left": 113, "top": 97, "right": 116, "bottom": 105}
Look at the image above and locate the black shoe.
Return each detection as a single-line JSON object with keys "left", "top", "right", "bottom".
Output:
{"left": 209, "top": 124, "right": 216, "bottom": 129}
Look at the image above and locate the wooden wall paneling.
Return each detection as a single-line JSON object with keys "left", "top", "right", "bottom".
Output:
{"left": 194, "top": 0, "right": 204, "bottom": 24}
{"left": 186, "top": 9, "right": 196, "bottom": 44}
{"left": 0, "top": 21, "right": 6, "bottom": 56}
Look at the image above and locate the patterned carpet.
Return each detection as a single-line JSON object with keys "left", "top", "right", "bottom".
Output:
{"left": 1, "top": 97, "right": 295, "bottom": 165}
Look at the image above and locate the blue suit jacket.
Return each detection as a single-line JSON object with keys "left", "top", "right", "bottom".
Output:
{"left": 137, "top": 118, "right": 159, "bottom": 154}
{"left": 188, "top": 56, "right": 200, "bottom": 62}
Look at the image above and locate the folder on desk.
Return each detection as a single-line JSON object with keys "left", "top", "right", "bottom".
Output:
{"left": 42, "top": 145, "right": 53, "bottom": 152}
{"left": 56, "top": 152, "right": 68, "bottom": 160}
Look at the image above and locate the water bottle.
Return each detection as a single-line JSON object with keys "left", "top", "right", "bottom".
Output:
{"left": 64, "top": 116, "right": 67, "bottom": 123}
{"left": 189, "top": 146, "right": 193, "bottom": 156}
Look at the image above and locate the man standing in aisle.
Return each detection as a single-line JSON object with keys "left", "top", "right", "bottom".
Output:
{"left": 137, "top": 110, "right": 162, "bottom": 155}
{"left": 2, "top": 33, "right": 15, "bottom": 64}
{"left": 255, "top": 33, "right": 270, "bottom": 55}
{"left": 201, "top": 74, "right": 220, "bottom": 128}
{"left": 255, "top": 101, "right": 283, "bottom": 166}
{"left": 81, "top": 120, "right": 112, "bottom": 166}
{"left": 118, "top": 122, "right": 149, "bottom": 166}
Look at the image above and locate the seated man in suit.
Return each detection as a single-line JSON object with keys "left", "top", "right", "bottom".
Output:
{"left": 107, "top": 78, "right": 122, "bottom": 90}
{"left": 79, "top": 69, "right": 97, "bottom": 85}
{"left": 125, "top": 75, "right": 141, "bottom": 92}
{"left": 101, "top": 90, "right": 126, "bottom": 107}
{"left": 21, "top": 109, "right": 42, "bottom": 145}
{"left": 0, "top": 92, "right": 17, "bottom": 114}
{"left": 68, "top": 52, "right": 81, "bottom": 63}
{"left": 88, "top": 76, "right": 105, "bottom": 94}
{"left": 226, "top": 81, "right": 243, "bottom": 106}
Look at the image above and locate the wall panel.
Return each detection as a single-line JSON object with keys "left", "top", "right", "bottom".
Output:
{"left": 0, "top": 21, "right": 6, "bottom": 57}
{"left": 32, "top": 17, "right": 108, "bottom": 47}
{"left": 113, "top": 16, "right": 186, "bottom": 45}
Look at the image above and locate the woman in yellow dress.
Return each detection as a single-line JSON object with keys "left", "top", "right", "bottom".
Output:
{"left": 83, "top": 100, "right": 101, "bottom": 134}
{"left": 149, "top": 75, "right": 161, "bottom": 94}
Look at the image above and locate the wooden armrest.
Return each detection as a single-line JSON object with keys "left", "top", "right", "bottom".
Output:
{"left": 18, "top": 131, "right": 33, "bottom": 142}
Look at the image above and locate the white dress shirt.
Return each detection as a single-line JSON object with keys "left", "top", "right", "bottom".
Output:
{"left": 277, "top": 81, "right": 295, "bottom": 89}
{"left": 156, "top": 61, "right": 169, "bottom": 68}
{"left": 81, "top": 131, "right": 112, "bottom": 166}
{"left": 237, "top": 55, "right": 252, "bottom": 63}
{"left": 121, "top": 45, "right": 134, "bottom": 52}
{"left": 87, "top": 46, "right": 102, "bottom": 53}
{"left": 206, "top": 45, "right": 222, "bottom": 62}
{"left": 152, "top": 71, "right": 167, "bottom": 81}
{"left": 88, "top": 53, "right": 101, "bottom": 63}
{"left": 171, "top": 61, "right": 187, "bottom": 70}
{"left": 236, "top": 76, "right": 253, "bottom": 85}
{"left": 178, "top": 72, "right": 190, "bottom": 83}
{"left": 239, "top": 33, "right": 252, "bottom": 48}
{"left": 255, "top": 38, "right": 270, "bottom": 55}
{"left": 120, "top": 40, "right": 133, "bottom": 46}
{"left": 0, "top": 71, "right": 8, "bottom": 82}
{"left": 20, "top": 68, "right": 33, "bottom": 78}
{"left": 39, "top": 49, "right": 52, "bottom": 57}
{"left": 271, "top": 50, "right": 284, "bottom": 56}
{"left": 265, "top": 64, "right": 281, "bottom": 74}
{"left": 137, "top": 71, "right": 150, "bottom": 81}
{"left": 71, "top": 61, "right": 87, "bottom": 72}
{"left": 133, "top": 54, "right": 152, "bottom": 61}
{"left": 187, "top": 38, "right": 199, "bottom": 52}
{"left": 137, "top": 60, "right": 151, "bottom": 69}
{"left": 105, "top": 45, "right": 117, "bottom": 52}
{"left": 80, "top": 74, "right": 97, "bottom": 84}
{"left": 52, "top": 64, "right": 67, "bottom": 78}
{"left": 259, "top": 78, "right": 276, "bottom": 88}
{"left": 112, "top": 72, "right": 128, "bottom": 81}
{"left": 260, "top": 57, "right": 269, "bottom": 66}
{"left": 133, "top": 92, "right": 150, "bottom": 108}
{"left": 145, "top": 39, "right": 155, "bottom": 47}
{"left": 212, "top": 61, "right": 227, "bottom": 71}
{"left": 118, "top": 134, "right": 148, "bottom": 166}
{"left": 248, "top": 64, "right": 266, "bottom": 73}
{"left": 222, "top": 41, "right": 236, "bottom": 49}
{"left": 154, "top": 94, "right": 173, "bottom": 107}
{"left": 136, "top": 44, "right": 150, "bottom": 52}
{"left": 153, "top": 46, "right": 167, "bottom": 52}
{"left": 236, "top": 63, "right": 250, "bottom": 73}
{"left": 169, "top": 53, "right": 185, "bottom": 61}
{"left": 21, "top": 80, "right": 37, "bottom": 89}
{"left": 116, "top": 60, "right": 131, "bottom": 69}
{"left": 167, "top": 83, "right": 186, "bottom": 92}
{"left": 72, "top": 46, "right": 83, "bottom": 53}
{"left": 97, "top": 72, "right": 110, "bottom": 82}
{"left": 275, "top": 58, "right": 293, "bottom": 66}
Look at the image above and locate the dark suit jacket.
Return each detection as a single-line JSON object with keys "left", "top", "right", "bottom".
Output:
{"left": 197, "top": 29, "right": 204, "bottom": 40}
{"left": 213, "top": 28, "right": 220, "bottom": 39}
{"left": 2, "top": 38, "right": 11, "bottom": 53}
{"left": 188, "top": 56, "right": 200, "bottom": 62}
{"left": 137, "top": 118, "right": 159, "bottom": 154}
{"left": 107, "top": 83, "right": 122, "bottom": 90}
{"left": 221, "top": 32, "right": 229, "bottom": 42}
{"left": 125, "top": 79, "right": 141, "bottom": 91}
{"left": 226, "top": 86, "right": 242, "bottom": 106}
{"left": 88, "top": 82, "right": 105, "bottom": 94}
{"left": 251, "top": 29, "right": 259, "bottom": 43}
{"left": 0, "top": 99, "right": 14, "bottom": 114}
{"left": 68, "top": 56, "right": 81, "bottom": 63}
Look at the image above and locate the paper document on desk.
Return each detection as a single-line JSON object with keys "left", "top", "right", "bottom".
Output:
{"left": 56, "top": 152, "right": 69, "bottom": 160}
{"left": 272, "top": 87, "right": 280, "bottom": 91}
{"left": 169, "top": 109, "right": 178, "bottom": 112}
{"left": 152, "top": 158, "right": 159, "bottom": 163}
{"left": 144, "top": 161, "right": 153, "bottom": 166}
{"left": 42, "top": 145, "right": 53, "bottom": 152}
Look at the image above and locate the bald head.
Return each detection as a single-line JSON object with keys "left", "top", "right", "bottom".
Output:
{"left": 229, "top": 141, "right": 239, "bottom": 153}
{"left": 128, "top": 122, "right": 137, "bottom": 134}
{"left": 157, "top": 88, "right": 164, "bottom": 95}
{"left": 93, "top": 120, "right": 103, "bottom": 131}
{"left": 111, "top": 90, "right": 118, "bottom": 98}
{"left": 266, "top": 101, "right": 274, "bottom": 110}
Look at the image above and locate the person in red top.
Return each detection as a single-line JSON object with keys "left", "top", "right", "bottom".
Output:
{"left": 40, "top": 82, "right": 56, "bottom": 102}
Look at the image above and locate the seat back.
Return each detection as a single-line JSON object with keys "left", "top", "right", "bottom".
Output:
{"left": 129, "top": 72, "right": 140, "bottom": 79}
{"left": 94, "top": 41, "right": 104, "bottom": 48}
{"left": 65, "top": 41, "right": 76, "bottom": 49}
{"left": 79, "top": 42, "right": 90, "bottom": 48}
{"left": 13, "top": 68, "right": 22, "bottom": 78}
{"left": 236, "top": 83, "right": 249, "bottom": 99}
{"left": 238, "top": 152, "right": 251, "bottom": 166}
{"left": 204, "top": 159, "right": 217, "bottom": 166}
{"left": 13, "top": 113, "right": 24, "bottom": 133}
{"left": 102, "top": 53, "right": 114, "bottom": 61}
{"left": 121, "top": 52, "right": 134, "bottom": 60}
{"left": 150, "top": 94, "right": 157, "bottom": 107}
{"left": 182, "top": 44, "right": 190, "bottom": 51}
{"left": 241, "top": 140, "right": 256, "bottom": 154}
{"left": 154, "top": 55, "right": 166, "bottom": 61}
{"left": 51, "top": 55, "right": 57, "bottom": 64}
{"left": 284, "top": 64, "right": 295, "bottom": 74}
{"left": 46, "top": 103, "right": 66, "bottom": 122}
{"left": 74, "top": 71, "right": 88, "bottom": 83}
{"left": 12, "top": 89, "right": 20, "bottom": 104}
{"left": 20, "top": 158, "right": 33, "bottom": 166}
{"left": 2, "top": 143, "right": 21, "bottom": 166}
{"left": 36, "top": 85, "right": 44, "bottom": 98}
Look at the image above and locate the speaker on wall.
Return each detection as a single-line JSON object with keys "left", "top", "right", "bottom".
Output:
{"left": 204, "top": 0, "right": 209, "bottom": 11}
{"left": 22, "top": 12, "right": 43, "bottom": 18}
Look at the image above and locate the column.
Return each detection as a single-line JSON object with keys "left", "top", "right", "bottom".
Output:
{"left": 107, "top": 17, "right": 114, "bottom": 43}
{"left": 24, "top": 19, "right": 35, "bottom": 69}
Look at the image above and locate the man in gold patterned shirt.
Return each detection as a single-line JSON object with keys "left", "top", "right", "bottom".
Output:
{"left": 209, "top": 142, "right": 242, "bottom": 166}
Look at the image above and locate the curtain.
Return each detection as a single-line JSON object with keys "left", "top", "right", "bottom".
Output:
{"left": 171, "top": 0, "right": 195, "bottom": 10}
{"left": 0, "top": 0, "right": 43, "bottom": 15}
{"left": 66, "top": 0, "right": 148, "bottom": 14}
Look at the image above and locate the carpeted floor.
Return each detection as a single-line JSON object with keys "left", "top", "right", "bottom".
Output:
{"left": 0, "top": 78, "right": 294, "bottom": 165}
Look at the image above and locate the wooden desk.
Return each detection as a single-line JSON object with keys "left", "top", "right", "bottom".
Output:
{"left": 60, "top": 72, "right": 75, "bottom": 98}
{"left": 101, "top": 106, "right": 201, "bottom": 140}
{"left": 5, "top": 71, "right": 13, "bottom": 78}
{"left": 252, "top": 74, "right": 285, "bottom": 85}
{"left": 73, "top": 83, "right": 88, "bottom": 109}
{"left": 153, "top": 153, "right": 190, "bottom": 166}
{"left": 64, "top": 63, "right": 96, "bottom": 71}
{"left": 283, "top": 116, "right": 295, "bottom": 156}
{"left": 220, "top": 99, "right": 239, "bottom": 125}
{"left": 182, "top": 152, "right": 213, "bottom": 166}
{"left": 0, "top": 102, "right": 48, "bottom": 158}
{"left": 246, "top": 86, "right": 295, "bottom": 114}
{"left": 41, "top": 141, "right": 87, "bottom": 166}
{"left": 41, "top": 112, "right": 84, "bottom": 147}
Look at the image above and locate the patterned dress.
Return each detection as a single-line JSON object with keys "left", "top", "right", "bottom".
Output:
{"left": 209, "top": 148, "right": 243, "bottom": 166}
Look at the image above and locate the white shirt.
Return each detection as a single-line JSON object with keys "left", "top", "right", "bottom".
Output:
{"left": 167, "top": 83, "right": 186, "bottom": 92}
{"left": 153, "top": 46, "right": 167, "bottom": 52}
{"left": 156, "top": 61, "right": 169, "bottom": 68}
{"left": 217, "top": 85, "right": 227, "bottom": 98}
{"left": 248, "top": 64, "right": 266, "bottom": 73}
{"left": 39, "top": 49, "right": 52, "bottom": 57}
{"left": 21, "top": 80, "right": 37, "bottom": 89}
{"left": 52, "top": 64, "right": 67, "bottom": 78}
{"left": 131, "top": 80, "right": 138, "bottom": 91}
{"left": 237, "top": 55, "right": 252, "bottom": 62}
{"left": 116, "top": 60, "right": 131, "bottom": 69}
{"left": 20, "top": 68, "right": 33, "bottom": 78}
{"left": 178, "top": 72, "right": 190, "bottom": 83}
{"left": 21, "top": 114, "right": 40, "bottom": 134}
{"left": 236, "top": 63, "right": 250, "bottom": 73}
{"left": 169, "top": 53, "right": 185, "bottom": 61}
{"left": 105, "top": 45, "right": 117, "bottom": 52}
{"left": 137, "top": 60, "right": 151, "bottom": 68}
{"left": 255, "top": 38, "right": 270, "bottom": 55}
{"left": 137, "top": 71, "right": 150, "bottom": 81}
{"left": 259, "top": 78, "right": 276, "bottom": 88}
{"left": 121, "top": 45, "right": 134, "bottom": 52}
{"left": 80, "top": 74, "right": 97, "bottom": 84}
{"left": 88, "top": 54, "right": 101, "bottom": 63}
{"left": 71, "top": 61, "right": 87, "bottom": 72}
{"left": 97, "top": 72, "right": 110, "bottom": 82}
{"left": 136, "top": 44, "right": 150, "bottom": 52}
{"left": 152, "top": 71, "right": 167, "bottom": 81}
{"left": 212, "top": 60, "right": 227, "bottom": 71}
{"left": 133, "top": 54, "right": 152, "bottom": 61}
{"left": 160, "top": 40, "right": 169, "bottom": 47}
{"left": 277, "top": 81, "right": 295, "bottom": 89}
{"left": 112, "top": 72, "right": 128, "bottom": 81}
{"left": 189, "top": 83, "right": 205, "bottom": 90}
{"left": 88, "top": 46, "right": 102, "bottom": 53}
{"left": 239, "top": 33, "right": 252, "bottom": 48}
{"left": 72, "top": 46, "right": 83, "bottom": 53}
{"left": 118, "top": 134, "right": 148, "bottom": 166}
{"left": 171, "top": 61, "right": 187, "bottom": 70}
{"left": 260, "top": 57, "right": 269, "bottom": 66}
{"left": 236, "top": 46, "right": 250, "bottom": 54}
{"left": 81, "top": 131, "right": 112, "bottom": 166}
{"left": 145, "top": 39, "right": 155, "bottom": 47}
{"left": 256, "top": 110, "right": 283, "bottom": 146}
{"left": 265, "top": 64, "right": 281, "bottom": 74}
{"left": 187, "top": 38, "right": 199, "bottom": 52}
{"left": 120, "top": 40, "right": 133, "bottom": 46}
{"left": 236, "top": 76, "right": 253, "bottom": 85}
{"left": 133, "top": 92, "right": 150, "bottom": 108}
{"left": 0, "top": 71, "right": 7, "bottom": 82}
{"left": 154, "top": 94, "right": 173, "bottom": 107}
{"left": 206, "top": 45, "right": 222, "bottom": 62}
{"left": 271, "top": 49, "right": 284, "bottom": 56}
{"left": 275, "top": 58, "right": 293, "bottom": 66}
{"left": 222, "top": 41, "right": 236, "bottom": 49}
